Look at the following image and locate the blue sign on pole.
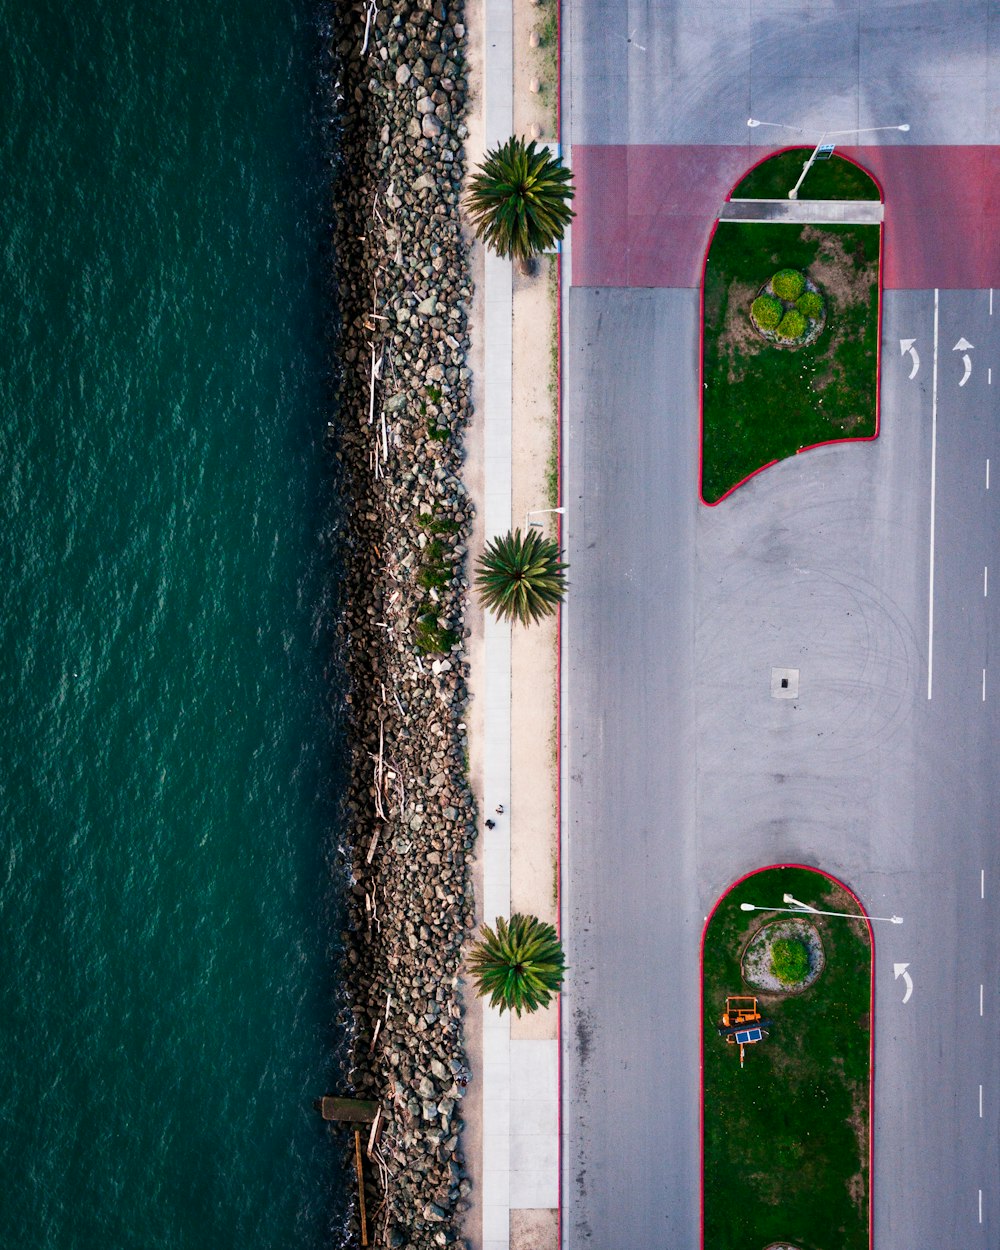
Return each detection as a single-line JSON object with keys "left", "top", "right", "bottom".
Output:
{"left": 815, "top": 143, "right": 836, "bottom": 160}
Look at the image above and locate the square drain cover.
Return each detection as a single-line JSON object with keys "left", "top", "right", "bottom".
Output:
{"left": 771, "top": 667, "right": 799, "bottom": 699}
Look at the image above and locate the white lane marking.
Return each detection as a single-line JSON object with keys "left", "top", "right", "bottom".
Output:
{"left": 928, "top": 290, "right": 939, "bottom": 700}
{"left": 981, "top": 984, "right": 985, "bottom": 1016}
{"left": 983, "top": 668, "right": 987, "bottom": 702}
{"left": 985, "top": 566, "right": 989, "bottom": 597}
{"left": 980, "top": 1083, "right": 984, "bottom": 1117}
{"left": 980, "top": 1189, "right": 983, "bottom": 1223}
{"left": 988, "top": 458, "right": 992, "bottom": 490}
{"left": 982, "top": 868, "right": 986, "bottom": 899}
{"left": 991, "top": 288, "right": 994, "bottom": 316}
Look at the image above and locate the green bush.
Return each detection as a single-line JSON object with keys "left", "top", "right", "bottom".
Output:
{"left": 776, "top": 310, "right": 807, "bottom": 341}
{"left": 796, "top": 290, "right": 824, "bottom": 319}
{"left": 414, "top": 608, "right": 458, "bottom": 654}
{"left": 750, "top": 294, "right": 782, "bottom": 330}
{"left": 771, "top": 268, "right": 806, "bottom": 300}
{"left": 771, "top": 937, "right": 810, "bottom": 984}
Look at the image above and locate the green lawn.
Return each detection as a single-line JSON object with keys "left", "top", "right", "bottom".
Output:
{"left": 734, "top": 150, "right": 881, "bottom": 200}
{"left": 701, "top": 221, "right": 880, "bottom": 503}
{"left": 703, "top": 867, "right": 871, "bottom": 1250}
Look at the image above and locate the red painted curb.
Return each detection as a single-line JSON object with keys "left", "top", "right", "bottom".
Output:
{"left": 555, "top": 0, "right": 564, "bottom": 1241}
{"left": 699, "top": 864, "right": 876, "bottom": 1250}
{"left": 700, "top": 149, "right": 884, "bottom": 506}
{"left": 555, "top": 241, "right": 564, "bottom": 1248}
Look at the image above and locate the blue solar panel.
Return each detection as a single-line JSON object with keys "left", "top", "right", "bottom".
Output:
{"left": 734, "top": 1028, "right": 762, "bottom": 1044}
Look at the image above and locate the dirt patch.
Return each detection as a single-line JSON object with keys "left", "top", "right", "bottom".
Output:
{"left": 742, "top": 919, "right": 826, "bottom": 994}
{"left": 846, "top": 1090, "right": 870, "bottom": 1215}
{"left": 717, "top": 279, "right": 769, "bottom": 372}
{"left": 802, "top": 226, "right": 870, "bottom": 307}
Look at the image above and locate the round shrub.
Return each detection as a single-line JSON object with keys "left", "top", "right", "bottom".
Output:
{"left": 750, "top": 294, "right": 782, "bottom": 331}
{"left": 771, "top": 268, "right": 806, "bottom": 300}
{"left": 776, "top": 310, "right": 807, "bottom": 340}
{"left": 796, "top": 290, "right": 824, "bottom": 319}
{"left": 771, "top": 937, "right": 810, "bottom": 985}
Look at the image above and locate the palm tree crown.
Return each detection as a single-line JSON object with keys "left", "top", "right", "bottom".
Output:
{"left": 468, "top": 914, "right": 566, "bottom": 1017}
{"left": 466, "top": 137, "right": 575, "bottom": 262}
{"left": 475, "top": 527, "right": 568, "bottom": 625}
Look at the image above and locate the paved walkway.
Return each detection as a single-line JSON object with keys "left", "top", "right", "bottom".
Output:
{"left": 479, "top": 0, "right": 560, "bottom": 1247}
{"left": 721, "top": 197, "right": 884, "bottom": 223}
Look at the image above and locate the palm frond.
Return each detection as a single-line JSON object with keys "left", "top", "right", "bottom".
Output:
{"left": 466, "top": 137, "right": 575, "bottom": 261}
{"left": 468, "top": 914, "right": 567, "bottom": 1016}
{"left": 475, "top": 528, "right": 568, "bottom": 626}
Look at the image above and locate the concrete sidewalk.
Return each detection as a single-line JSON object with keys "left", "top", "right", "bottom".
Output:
{"left": 721, "top": 197, "right": 884, "bottom": 223}
{"left": 478, "top": 0, "right": 561, "bottom": 1247}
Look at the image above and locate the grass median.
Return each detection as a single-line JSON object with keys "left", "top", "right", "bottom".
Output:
{"left": 703, "top": 866, "right": 871, "bottom": 1250}
{"left": 734, "top": 150, "right": 881, "bottom": 201}
{"left": 701, "top": 222, "right": 880, "bottom": 503}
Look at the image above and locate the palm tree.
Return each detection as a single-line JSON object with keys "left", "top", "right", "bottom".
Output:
{"left": 468, "top": 914, "right": 566, "bottom": 1017}
{"left": 465, "top": 137, "right": 575, "bottom": 263}
{"left": 475, "top": 528, "right": 568, "bottom": 625}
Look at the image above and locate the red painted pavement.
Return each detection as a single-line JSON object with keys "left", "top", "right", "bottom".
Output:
{"left": 572, "top": 145, "right": 1000, "bottom": 290}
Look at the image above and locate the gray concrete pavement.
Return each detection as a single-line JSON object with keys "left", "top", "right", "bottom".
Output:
{"left": 566, "top": 0, "right": 1000, "bottom": 146}
{"left": 721, "top": 198, "right": 884, "bottom": 223}
{"left": 560, "top": 288, "right": 700, "bottom": 1247}
{"left": 562, "top": 281, "right": 1000, "bottom": 1246}
{"left": 559, "top": 0, "right": 1000, "bottom": 1243}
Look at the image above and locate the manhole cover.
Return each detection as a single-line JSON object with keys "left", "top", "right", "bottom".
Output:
{"left": 770, "top": 667, "right": 799, "bottom": 698}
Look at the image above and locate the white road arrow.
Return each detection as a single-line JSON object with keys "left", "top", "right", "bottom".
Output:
{"left": 954, "top": 337, "right": 975, "bottom": 387}
{"left": 893, "top": 962, "right": 913, "bottom": 1004}
{"left": 899, "top": 338, "right": 920, "bottom": 380}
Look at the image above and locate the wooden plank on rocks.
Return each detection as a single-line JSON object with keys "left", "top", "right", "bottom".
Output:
{"left": 320, "top": 1096, "right": 378, "bottom": 1124}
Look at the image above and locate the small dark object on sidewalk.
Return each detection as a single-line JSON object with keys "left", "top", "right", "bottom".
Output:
{"left": 485, "top": 818, "right": 496, "bottom": 829}
{"left": 495, "top": 804, "right": 504, "bottom": 814}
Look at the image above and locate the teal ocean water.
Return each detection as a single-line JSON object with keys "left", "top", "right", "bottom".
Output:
{"left": 0, "top": 2, "right": 350, "bottom": 1246}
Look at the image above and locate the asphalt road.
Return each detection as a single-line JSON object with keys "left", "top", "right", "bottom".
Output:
{"left": 559, "top": 4, "right": 1000, "bottom": 1247}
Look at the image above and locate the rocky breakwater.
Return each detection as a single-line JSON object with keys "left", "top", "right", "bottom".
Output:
{"left": 326, "top": 1, "right": 478, "bottom": 1246}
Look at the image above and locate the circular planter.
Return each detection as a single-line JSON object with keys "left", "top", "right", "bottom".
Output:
{"left": 749, "top": 275, "right": 827, "bottom": 348}
{"left": 741, "top": 918, "right": 825, "bottom": 993}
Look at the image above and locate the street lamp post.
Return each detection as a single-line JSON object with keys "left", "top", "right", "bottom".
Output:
{"left": 747, "top": 118, "right": 910, "bottom": 199}
{"left": 782, "top": 892, "right": 819, "bottom": 912}
{"left": 525, "top": 506, "right": 565, "bottom": 530}
{"left": 740, "top": 902, "right": 903, "bottom": 924}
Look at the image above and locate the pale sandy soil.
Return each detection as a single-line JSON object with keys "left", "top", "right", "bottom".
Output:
{"left": 514, "top": 0, "right": 557, "bottom": 141}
